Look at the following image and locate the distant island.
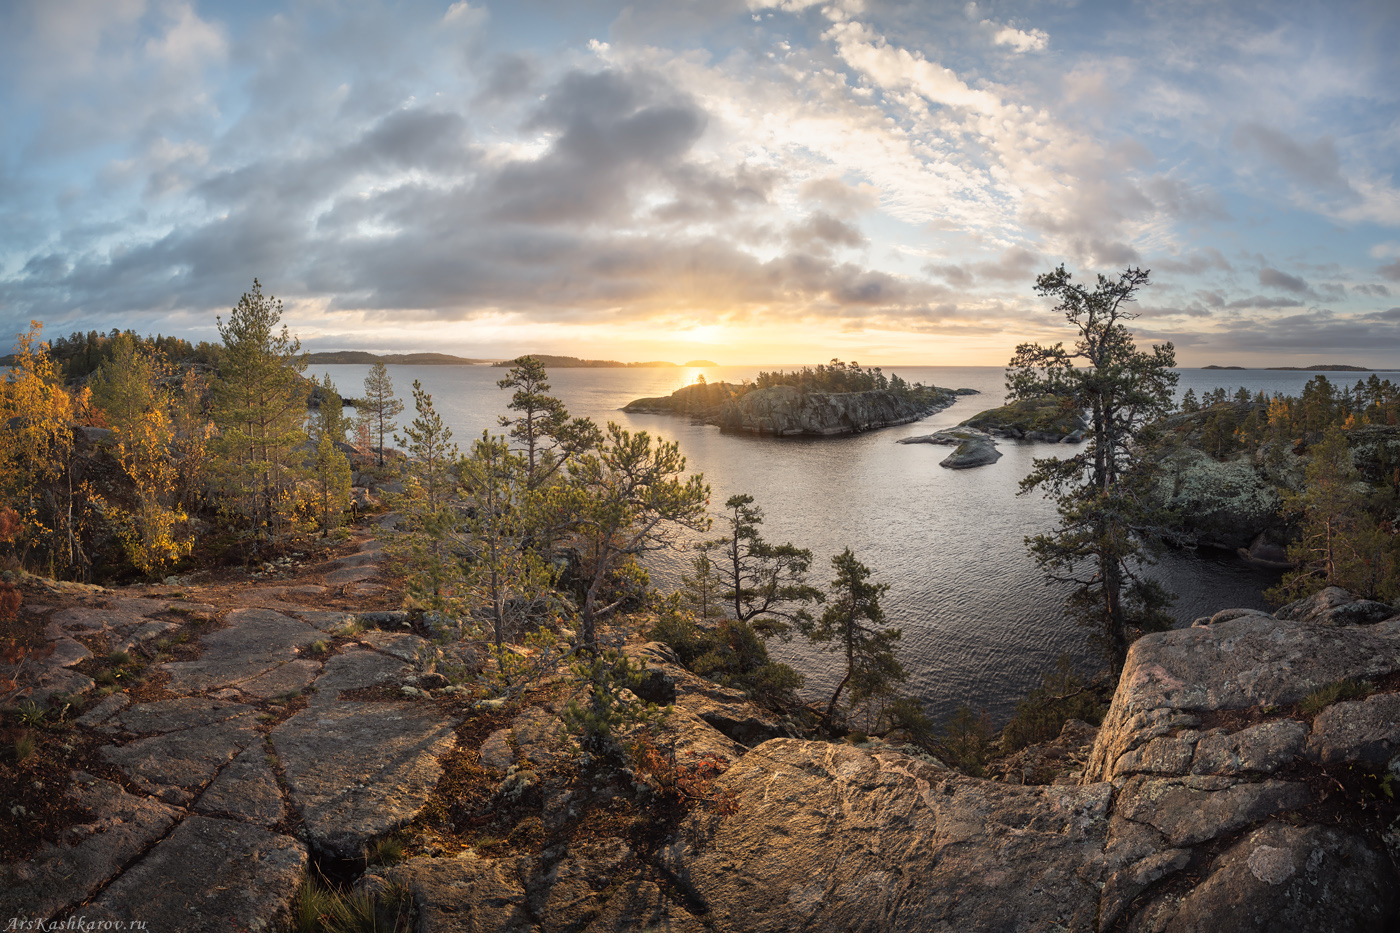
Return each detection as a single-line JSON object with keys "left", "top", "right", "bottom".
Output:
{"left": 492, "top": 355, "right": 683, "bottom": 368}
{"left": 685, "top": 360, "right": 719, "bottom": 367}
{"left": 304, "top": 351, "right": 490, "bottom": 365}
{"left": 1199, "top": 363, "right": 1373, "bottom": 372}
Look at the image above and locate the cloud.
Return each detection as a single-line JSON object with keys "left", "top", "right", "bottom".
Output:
{"left": 986, "top": 22, "right": 1048, "bottom": 53}
{"left": 1258, "top": 267, "right": 1309, "bottom": 293}
{"left": 1143, "top": 176, "right": 1229, "bottom": 222}
{"left": 799, "top": 176, "right": 879, "bottom": 216}
{"left": 1151, "top": 248, "right": 1232, "bottom": 275}
{"left": 1233, "top": 122, "right": 1357, "bottom": 199}
{"left": 1223, "top": 294, "right": 1307, "bottom": 310}
{"left": 1353, "top": 283, "right": 1391, "bottom": 298}
{"left": 1380, "top": 259, "right": 1400, "bottom": 282}
{"left": 927, "top": 245, "right": 1042, "bottom": 288}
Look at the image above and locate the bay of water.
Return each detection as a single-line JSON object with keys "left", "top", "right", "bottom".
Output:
{"left": 317, "top": 363, "right": 1399, "bottom": 725}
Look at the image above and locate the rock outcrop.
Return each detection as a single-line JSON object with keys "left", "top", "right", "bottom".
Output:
{"left": 625, "top": 384, "right": 974, "bottom": 437}
{"left": 961, "top": 395, "right": 1087, "bottom": 441}
{"left": 898, "top": 427, "right": 1002, "bottom": 468}
{"left": 654, "top": 595, "right": 1400, "bottom": 932}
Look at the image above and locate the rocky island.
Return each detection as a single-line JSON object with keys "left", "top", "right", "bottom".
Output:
{"left": 624, "top": 365, "right": 977, "bottom": 437}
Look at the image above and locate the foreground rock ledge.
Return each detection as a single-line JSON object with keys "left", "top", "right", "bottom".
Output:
{"left": 664, "top": 739, "right": 1113, "bottom": 933}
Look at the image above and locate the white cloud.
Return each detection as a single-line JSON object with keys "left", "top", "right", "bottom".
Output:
{"left": 988, "top": 23, "right": 1048, "bottom": 53}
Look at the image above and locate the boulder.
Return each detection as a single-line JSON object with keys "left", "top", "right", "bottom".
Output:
{"left": 1086, "top": 612, "right": 1400, "bottom": 782}
{"left": 1275, "top": 586, "right": 1396, "bottom": 626}
{"left": 1124, "top": 822, "right": 1396, "bottom": 933}
{"left": 898, "top": 428, "right": 1003, "bottom": 469}
{"left": 1151, "top": 446, "right": 1281, "bottom": 549}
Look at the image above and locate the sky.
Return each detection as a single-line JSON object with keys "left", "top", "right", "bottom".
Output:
{"left": 3, "top": 0, "right": 1400, "bottom": 367}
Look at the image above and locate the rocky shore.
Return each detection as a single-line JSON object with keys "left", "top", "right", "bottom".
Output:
{"left": 6, "top": 535, "right": 1400, "bottom": 931}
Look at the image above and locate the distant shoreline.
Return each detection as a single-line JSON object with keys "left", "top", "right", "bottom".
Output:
{"left": 305, "top": 351, "right": 491, "bottom": 365}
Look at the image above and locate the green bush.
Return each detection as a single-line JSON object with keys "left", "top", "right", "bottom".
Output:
{"left": 1001, "top": 656, "right": 1106, "bottom": 753}
{"left": 649, "top": 610, "right": 805, "bottom": 709}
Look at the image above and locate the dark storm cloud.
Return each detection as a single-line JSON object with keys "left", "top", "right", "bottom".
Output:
{"left": 487, "top": 69, "right": 707, "bottom": 224}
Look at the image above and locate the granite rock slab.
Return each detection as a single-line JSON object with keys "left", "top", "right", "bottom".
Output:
{"left": 195, "top": 745, "right": 286, "bottom": 825}
{"left": 0, "top": 775, "right": 181, "bottom": 921}
{"left": 272, "top": 700, "right": 457, "bottom": 857}
{"left": 664, "top": 738, "right": 1114, "bottom": 933}
{"left": 161, "top": 608, "right": 320, "bottom": 693}
{"left": 102, "top": 709, "right": 261, "bottom": 804}
{"left": 84, "top": 816, "right": 306, "bottom": 933}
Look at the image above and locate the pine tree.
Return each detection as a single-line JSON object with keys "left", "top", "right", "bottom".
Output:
{"left": 800, "top": 548, "right": 904, "bottom": 726}
{"left": 360, "top": 361, "right": 404, "bottom": 468}
{"left": 709, "top": 493, "right": 823, "bottom": 637}
{"left": 555, "top": 423, "right": 710, "bottom": 649}
{"left": 310, "top": 373, "right": 348, "bottom": 445}
{"left": 312, "top": 432, "right": 352, "bottom": 535}
{"left": 1008, "top": 266, "right": 1178, "bottom": 670}
{"left": 459, "top": 432, "right": 556, "bottom": 648}
{"left": 209, "top": 280, "right": 309, "bottom": 548}
{"left": 497, "top": 356, "right": 601, "bottom": 488}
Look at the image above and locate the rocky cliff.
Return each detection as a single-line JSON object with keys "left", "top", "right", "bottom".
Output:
{"left": 358, "top": 587, "right": 1400, "bottom": 932}
{"left": 648, "top": 586, "right": 1400, "bottom": 932}
{"left": 625, "top": 384, "right": 971, "bottom": 437}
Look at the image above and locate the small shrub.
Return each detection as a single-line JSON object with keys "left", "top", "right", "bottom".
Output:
{"left": 331, "top": 619, "right": 367, "bottom": 638}
{"left": 306, "top": 640, "right": 330, "bottom": 657}
{"left": 1001, "top": 655, "right": 1107, "bottom": 753}
{"left": 649, "top": 611, "right": 804, "bottom": 709}
{"left": 1300, "top": 679, "right": 1372, "bottom": 717}
{"left": 107, "top": 650, "right": 132, "bottom": 666}
{"left": 15, "top": 700, "right": 45, "bottom": 727}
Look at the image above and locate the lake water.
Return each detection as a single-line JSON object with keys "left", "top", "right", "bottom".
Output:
{"left": 317, "top": 363, "right": 1399, "bottom": 725}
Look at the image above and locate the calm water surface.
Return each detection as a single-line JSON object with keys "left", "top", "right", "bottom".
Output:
{"left": 317, "top": 363, "right": 1397, "bottom": 724}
